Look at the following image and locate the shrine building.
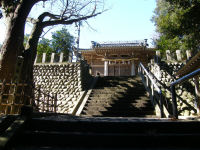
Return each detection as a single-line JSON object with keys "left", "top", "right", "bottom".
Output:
{"left": 80, "top": 40, "right": 155, "bottom": 76}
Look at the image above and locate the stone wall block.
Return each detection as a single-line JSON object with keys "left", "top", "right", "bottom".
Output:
{"left": 149, "top": 60, "right": 197, "bottom": 117}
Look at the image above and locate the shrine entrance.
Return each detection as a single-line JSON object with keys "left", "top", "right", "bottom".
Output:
{"left": 108, "top": 64, "right": 132, "bottom": 76}
{"left": 81, "top": 41, "right": 155, "bottom": 77}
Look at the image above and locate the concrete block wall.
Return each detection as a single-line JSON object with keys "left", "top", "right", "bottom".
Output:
{"left": 33, "top": 61, "right": 91, "bottom": 114}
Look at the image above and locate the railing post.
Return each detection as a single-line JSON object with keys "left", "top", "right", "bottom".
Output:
{"left": 37, "top": 86, "right": 41, "bottom": 111}
{"left": 47, "top": 91, "right": 50, "bottom": 112}
{"left": 146, "top": 76, "right": 149, "bottom": 87}
{"left": 170, "top": 85, "right": 178, "bottom": 119}
{"left": 160, "top": 94, "right": 164, "bottom": 118}
{"left": 54, "top": 93, "right": 57, "bottom": 113}
{"left": 42, "top": 93, "right": 45, "bottom": 112}
{"left": 151, "top": 83, "right": 154, "bottom": 96}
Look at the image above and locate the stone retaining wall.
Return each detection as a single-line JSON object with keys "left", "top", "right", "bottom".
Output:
{"left": 33, "top": 61, "right": 91, "bottom": 114}
{"left": 148, "top": 60, "right": 197, "bottom": 116}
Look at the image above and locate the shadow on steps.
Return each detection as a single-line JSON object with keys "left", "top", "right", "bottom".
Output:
{"left": 81, "top": 76, "right": 156, "bottom": 118}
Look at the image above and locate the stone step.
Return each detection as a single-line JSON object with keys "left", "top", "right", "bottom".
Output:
{"left": 82, "top": 110, "right": 156, "bottom": 117}
{"left": 81, "top": 76, "right": 155, "bottom": 117}
{"left": 86, "top": 98, "right": 151, "bottom": 104}
{"left": 91, "top": 90, "right": 127, "bottom": 94}
{"left": 10, "top": 115, "right": 200, "bottom": 149}
{"left": 83, "top": 105, "right": 154, "bottom": 112}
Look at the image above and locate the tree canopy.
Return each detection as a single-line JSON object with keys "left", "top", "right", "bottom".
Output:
{"left": 51, "top": 28, "right": 74, "bottom": 54}
{"left": 36, "top": 28, "right": 74, "bottom": 62}
{"left": 152, "top": 0, "right": 200, "bottom": 53}
{"left": 37, "top": 38, "right": 54, "bottom": 55}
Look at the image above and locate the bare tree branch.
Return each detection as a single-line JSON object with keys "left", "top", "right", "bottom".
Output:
{"left": 40, "top": 26, "right": 54, "bottom": 38}
{"left": 42, "top": 12, "right": 102, "bottom": 27}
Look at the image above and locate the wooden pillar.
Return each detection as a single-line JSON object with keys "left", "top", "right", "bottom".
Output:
{"left": 131, "top": 61, "right": 135, "bottom": 76}
{"left": 104, "top": 61, "right": 108, "bottom": 76}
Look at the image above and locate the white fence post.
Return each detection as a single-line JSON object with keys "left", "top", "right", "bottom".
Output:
{"left": 42, "top": 53, "right": 46, "bottom": 63}
{"left": 186, "top": 50, "right": 192, "bottom": 60}
{"left": 166, "top": 50, "right": 172, "bottom": 61}
{"left": 59, "top": 52, "right": 64, "bottom": 63}
{"left": 34, "top": 54, "right": 38, "bottom": 64}
{"left": 68, "top": 52, "right": 73, "bottom": 62}
{"left": 176, "top": 50, "right": 182, "bottom": 61}
{"left": 156, "top": 51, "right": 161, "bottom": 57}
{"left": 50, "top": 53, "right": 55, "bottom": 63}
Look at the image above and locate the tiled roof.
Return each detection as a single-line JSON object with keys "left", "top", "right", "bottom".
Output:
{"left": 176, "top": 51, "right": 200, "bottom": 77}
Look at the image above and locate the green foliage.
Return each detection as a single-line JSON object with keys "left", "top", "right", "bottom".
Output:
{"left": 35, "top": 28, "right": 74, "bottom": 62}
{"left": 152, "top": 0, "right": 200, "bottom": 53}
{"left": 37, "top": 38, "right": 54, "bottom": 55}
{"left": 156, "top": 35, "right": 181, "bottom": 53}
{"left": 37, "top": 38, "right": 55, "bottom": 62}
{"left": 51, "top": 27, "right": 74, "bottom": 61}
{"left": 51, "top": 27, "right": 74, "bottom": 54}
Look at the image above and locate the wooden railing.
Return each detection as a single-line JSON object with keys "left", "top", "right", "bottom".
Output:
{"left": 34, "top": 86, "right": 57, "bottom": 113}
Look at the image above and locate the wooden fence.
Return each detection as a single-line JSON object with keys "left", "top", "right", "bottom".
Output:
{"left": 0, "top": 80, "right": 32, "bottom": 115}
{"left": 0, "top": 81, "right": 58, "bottom": 115}
{"left": 34, "top": 86, "right": 57, "bottom": 113}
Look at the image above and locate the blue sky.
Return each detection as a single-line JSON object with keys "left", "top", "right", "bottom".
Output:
{"left": 78, "top": 0, "right": 157, "bottom": 48}
{"left": 0, "top": 0, "right": 157, "bottom": 48}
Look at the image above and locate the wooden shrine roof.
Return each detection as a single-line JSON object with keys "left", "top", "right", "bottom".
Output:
{"left": 81, "top": 46, "right": 155, "bottom": 54}
{"left": 98, "top": 41, "right": 143, "bottom": 47}
{"left": 176, "top": 51, "right": 200, "bottom": 77}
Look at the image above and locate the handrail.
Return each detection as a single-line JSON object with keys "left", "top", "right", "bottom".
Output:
{"left": 139, "top": 63, "right": 162, "bottom": 94}
{"left": 138, "top": 62, "right": 164, "bottom": 118}
{"left": 170, "top": 68, "right": 200, "bottom": 119}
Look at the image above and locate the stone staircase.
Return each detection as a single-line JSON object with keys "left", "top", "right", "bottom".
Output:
{"left": 6, "top": 114, "right": 200, "bottom": 150}
{"left": 81, "top": 76, "right": 156, "bottom": 117}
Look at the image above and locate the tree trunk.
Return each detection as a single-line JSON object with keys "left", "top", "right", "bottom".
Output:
{"left": 22, "top": 21, "right": 44, "bottom": 84}
{"left": 0, "top": 1, "right": 36, "bottom": 81}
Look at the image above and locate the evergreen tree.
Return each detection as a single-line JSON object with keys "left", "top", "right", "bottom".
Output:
{"left": 152, "top": 0, "right": 200, "bottom": 53}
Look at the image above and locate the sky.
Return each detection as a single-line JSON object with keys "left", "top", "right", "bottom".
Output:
{"left": 0, "top": 0, "right": 157, "bottom": 48}
{"left": 78, "top": 0, "right": 157, "bottom": 48}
